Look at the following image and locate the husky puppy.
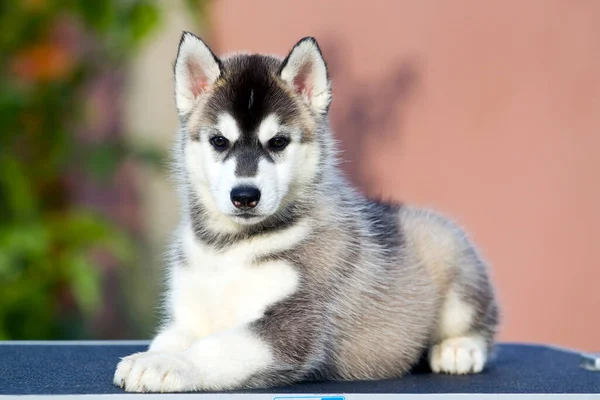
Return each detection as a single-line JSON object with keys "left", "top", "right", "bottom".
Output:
{"left": 114, "top": 33, "right": 499, "bottom": 393}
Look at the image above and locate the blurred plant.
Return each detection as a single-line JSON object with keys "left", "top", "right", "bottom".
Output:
{"left": 0, "top": 0, "right": 164, "bottom": 339}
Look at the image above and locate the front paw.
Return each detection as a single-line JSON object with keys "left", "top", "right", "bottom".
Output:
{"left": 114, "top": 351, "right": 199, "bottom": 392}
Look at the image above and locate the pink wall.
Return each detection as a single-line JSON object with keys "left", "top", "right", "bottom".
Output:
{"left": 208, "top": 0, "right": 600, "bottom": 351}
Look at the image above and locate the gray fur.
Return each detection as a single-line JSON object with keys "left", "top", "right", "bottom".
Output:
{"left": 166, "top": 35, "right": 499, "bottom": 387}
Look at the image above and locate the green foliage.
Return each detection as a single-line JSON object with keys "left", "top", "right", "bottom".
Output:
{"left": 0, "top": 0, "right": 163, "bottom": 339}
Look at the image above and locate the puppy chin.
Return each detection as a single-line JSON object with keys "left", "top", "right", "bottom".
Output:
{"left": 230, "top": 214, "right": 268, "bottom": 226}
{"left": 226, "top": 200, "right": 281, "bottom": 226}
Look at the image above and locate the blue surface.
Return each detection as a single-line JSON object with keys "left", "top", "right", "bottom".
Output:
{"left": 0, "top": 343, "right": 598, "bottom": 395}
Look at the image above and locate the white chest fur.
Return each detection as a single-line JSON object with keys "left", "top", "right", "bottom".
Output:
{"left": 168, "top": 224, "right": 306, "bottom": 338}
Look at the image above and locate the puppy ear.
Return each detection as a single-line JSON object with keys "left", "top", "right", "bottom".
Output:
{"left": 279, "top": 37, "right": 331, "bottom": 115}
{"left": 174, "top": 32, "right": 222, "bottom": 115}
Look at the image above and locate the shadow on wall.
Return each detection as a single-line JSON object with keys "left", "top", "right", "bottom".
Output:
{"left": 321, "top": 39, "right": 419, "bottom": 197}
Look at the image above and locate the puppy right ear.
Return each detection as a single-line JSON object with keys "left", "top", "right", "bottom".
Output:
{"left": 174, "top": 32, "right": 222, "bottom": 115}
{"left": 279, "top": 37, "right": 331, "bottom": 115}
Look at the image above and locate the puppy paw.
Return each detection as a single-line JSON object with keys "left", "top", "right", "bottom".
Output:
{"left": 114, "top": 351, "right": 199, "bottom": 392}
{"left": 429, "top": 336, "right": 487, "bottom": 374}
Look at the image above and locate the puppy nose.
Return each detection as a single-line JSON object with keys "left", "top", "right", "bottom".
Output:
{"left": 230, "top": 186, "right": 261, "bottom": 209}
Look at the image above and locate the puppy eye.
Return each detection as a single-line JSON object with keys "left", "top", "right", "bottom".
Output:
{"left": 210, "top": 136, "right": 229, "bottom": 151}
{"left": 268, "top": 136, "right": 289, "bottom": 151}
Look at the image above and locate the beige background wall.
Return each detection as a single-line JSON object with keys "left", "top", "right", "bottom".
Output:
{"left": 208, "top": 0, "right": 600, "bottom": 350}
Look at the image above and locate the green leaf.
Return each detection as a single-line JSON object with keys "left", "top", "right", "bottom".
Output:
{"left": 0, "top": 155, "right": 38, "bottom": 220}
{"left": 68, "top": 253, "right": 102, "bottom": 316}
{"left": 128, "top": 2, "right": 160, "bottom": 44}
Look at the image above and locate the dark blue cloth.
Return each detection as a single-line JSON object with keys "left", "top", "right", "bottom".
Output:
{"left": 0, "top": 343, "right": 598, "bottom": 395}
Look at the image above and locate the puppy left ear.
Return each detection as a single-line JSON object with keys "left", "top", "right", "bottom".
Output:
{"left": 174, "top": 32, "right": 222, "bottom": 115}
{"left": 279, "top": 37, "right": 331, "bottom": 115}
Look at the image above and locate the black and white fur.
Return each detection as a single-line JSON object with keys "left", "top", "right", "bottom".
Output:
{"left": 114, "top": 33, "right": 499, "bottom": 392}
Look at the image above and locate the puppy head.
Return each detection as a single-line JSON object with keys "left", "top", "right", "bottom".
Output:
{"left": 174, "top": 33, "right": 330, "bottom": 228}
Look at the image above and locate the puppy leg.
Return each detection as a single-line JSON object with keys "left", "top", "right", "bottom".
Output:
{"left": 428, "top": 289, "right": 491, "bottom": 374}
{"left": 115, "top": 327, "right": 273, "bottom": 392}
{"left": 398, "top": 207, "right": 498, "bottom": 375}
{"left": 428, "top": 249, "right": 498, "bottom": 375}
{"left": 114, "top": 290, "right": 323, "bottom": 392}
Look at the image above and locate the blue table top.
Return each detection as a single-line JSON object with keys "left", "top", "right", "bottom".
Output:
{"left": 0, "top": 342, "right": 598, "bottom": 395}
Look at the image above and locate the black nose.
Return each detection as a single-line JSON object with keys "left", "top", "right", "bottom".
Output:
{"left": 230, "top": 186, "right": 261, "bottom": 209}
